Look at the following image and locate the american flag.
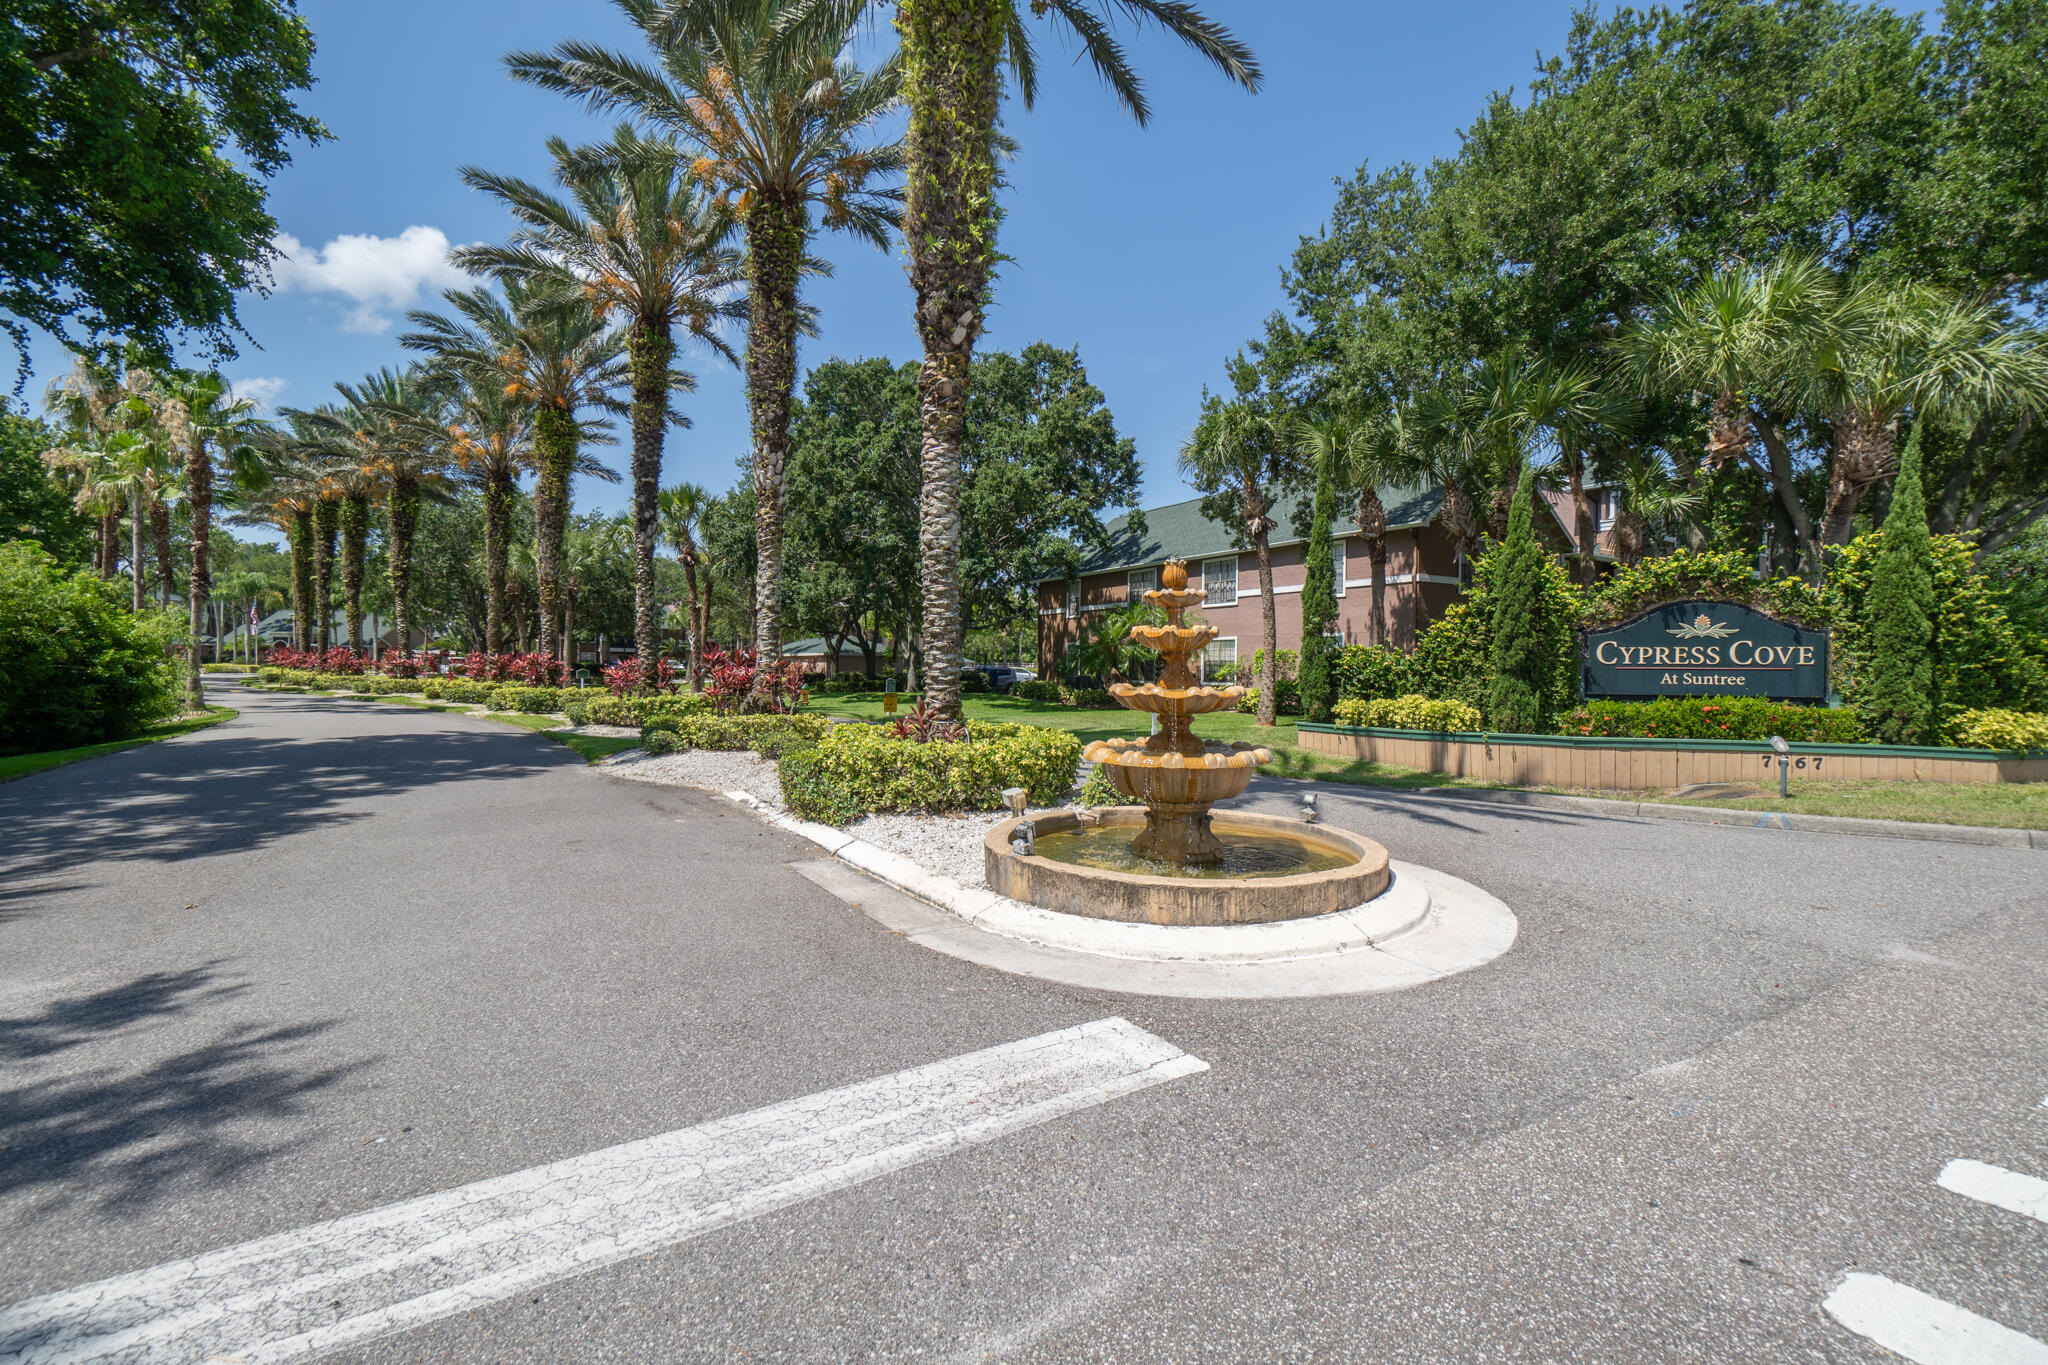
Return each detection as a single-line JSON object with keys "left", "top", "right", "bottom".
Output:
{"left": 249, "top": 602, "right": 259, "bottom": 630}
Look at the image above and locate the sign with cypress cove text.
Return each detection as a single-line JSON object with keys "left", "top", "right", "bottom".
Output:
{"left": 1580, "top": 601, "right": 1828, "bottom": 701}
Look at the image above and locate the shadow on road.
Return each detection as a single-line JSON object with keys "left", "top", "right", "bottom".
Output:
{"left": 0, "top": 962, "right": 369, "bottom": 1212}
{"left": 0, "top": 699, "right": 563, "bottom": 913}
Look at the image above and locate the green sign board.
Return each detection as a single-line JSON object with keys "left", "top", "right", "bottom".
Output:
{"left": 1581, "top": 601, "right": 1828, "bottom": 701}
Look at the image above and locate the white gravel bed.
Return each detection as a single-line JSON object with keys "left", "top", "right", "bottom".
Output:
{"left": 604, "top": 748, "right": 785, "bottom": 808}
{"left": 844, "top": 811, "right": 1009, "bottom": 887}
{"left": 560, "top": 723, "right": 640, "bottom": 737}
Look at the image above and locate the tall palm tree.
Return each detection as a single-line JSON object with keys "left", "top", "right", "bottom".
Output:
{"left": 657, "top": 480, "right": 713, "bottom": 684}
{"left": 507, "top": 0, "right": 902, "bottom": 706}
{"left": 402, "top": 282, "right": 626, "bottom": 660}
{"left": 1180, "top": 394, "right": 1286, "bottom": 727}
{"left": 134, "top": 368, "right": 268, "bottom": 705}
{"left": 234, "top": 456, "right": 324, "bottom": 650}
{"left": 435, "top": 379, "right": 536, "bottom": 655}
{"left": 1606, "top": 452, "right": 1705, "bottom": 565}
{"left": 277, "top": 411, "right": 380, "bottom": 654}
{"left": 43, "top": 353, "right": 139, "bottom": 579}
{"left": 456, "top": 126, "right": 742, "bottom": 677}
{"left": 848, "top": 0, "right": 1259, "bottom": 720}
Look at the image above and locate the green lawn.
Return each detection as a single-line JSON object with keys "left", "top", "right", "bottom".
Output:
{"left": 0, "top": 707, "right": 238, "bottom": 783}
{"left": 1611, "top": 779, "right": 2048, "bottom": 830}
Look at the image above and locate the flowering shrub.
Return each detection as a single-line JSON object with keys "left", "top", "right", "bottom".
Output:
{"left": 1332, "top": 694, "right": 1482, "bottom": 732}
{"left": 1947, "top": 708, "right": 2048, "bottom": 751}
{"left": 699, "top": 644, "right": 808, "bottom": 713}
{"left": 461, "top": 652, "right": 567, "bottom": 685}
{"left": 778, "top": 721, "right": 1082, "bottom": 825}
{"left": 639, "top": 711, "right": 829, "bottom": 756}
{"left": 602, "top": 656, "right": 678, "bottom": 696}
{"left": 1557, "top": 696, "right": 1865, "bottom": 743}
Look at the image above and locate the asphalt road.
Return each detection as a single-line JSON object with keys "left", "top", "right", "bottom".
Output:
{"left": 2, "top": 686, "right": 2043, "bottom": 1363}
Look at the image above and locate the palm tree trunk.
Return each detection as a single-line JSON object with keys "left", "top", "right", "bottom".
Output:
{"left": 1356, "top": 488, "right": 1388, "bottom": 647}
{"left": 532, "top": 404, "right": 577, "bottom": 660}
{"left": 483, "top": 466, "right": 512, "bottom": 656}
{"left": 185, "top": 438, "right": 212, "bottom": 711}
{"left": 742, "top": 196, "right": 803, "bottom": 709}
{"left": 1254, "top": 528, "right": 1278, "bottom": 726}
{"left": 628, "top": 320, "right": 674, "bottom": 681}
{"left": 389, "top": 475, "right": 419, "bottom": 658}
{"left": 1565, "top": 445, "right": 1596, "bottom": 585}
{"left": 681, "top": 553, "right": 702, "bottom": 687}
{"left": 290, "top": 509, "right": 314, "bottom": 650}
{"left": 340, "top": 492, "right": 368, "bottom": 653}
{"left": 312, "top": 498, "right": 337, "bottom": 651}
{"left": 150, "top": 500, "right": 173, "bottom": 609}
{"left": 900, "top": 0, "right": 1004, "bottom": 722}
{"left": 563, "top": 588, "right": 576, "bottom": 671}
{"left": 129, "top": 499, "right": 145, "bottom": 613}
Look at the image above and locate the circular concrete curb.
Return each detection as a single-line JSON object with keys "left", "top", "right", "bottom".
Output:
{"left": 707, "top": 789, "right": 1518, "bottom": 999}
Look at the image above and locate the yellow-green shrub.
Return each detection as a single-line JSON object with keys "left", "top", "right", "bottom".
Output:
{"left": 486, "top": 685, "right": 566, "bottom": 713}
{"left": 422, "top": 678, "right": 495, "bottom": 704}
{"left": 640, "top": 712, "right": 828, "bottom": 756}
{"left": 780, "top": 721, "right": 1082, "bottom": 824}
{"left": 1332, "top": 694, "right": 1482, "bottom": 732}
{"left": 1948, "top": 708, "right": 2048, "bottom": 751}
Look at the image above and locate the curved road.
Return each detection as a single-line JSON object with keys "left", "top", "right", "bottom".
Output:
{"left": 2, "top": 686, "right": 2044, "bottom": 1362}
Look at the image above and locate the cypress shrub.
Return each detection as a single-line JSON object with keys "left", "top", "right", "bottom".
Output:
{"left": 1298, "top": 447, "right": 1338, "bottom": 723}
{"left": 1855, "top": 429, "right": 1936, "bottom": 743}
{"left": 1485, "top": 466, "right": 1552, "bottom": 732}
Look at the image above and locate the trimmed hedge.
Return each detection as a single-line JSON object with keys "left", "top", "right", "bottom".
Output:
{"left": 486, "top": 685, "right": 567, "bottom": 713}
{"left": 1948, "top": 707, "right": 2048, "bottom": 751}
{"left": 1013, "top": 679, "right": 1062, "bottom": 702}
{"left": 1332, "top": 694, "right": 1481, "bottom": 732}
{"left": 640, "top": 712, "right": 829, "bottom": 756}
{"left": 420, "top": 678, "right": 496, "bottom": 704}
{"left": 779, "top": 720, "right": 1082, "bottom": 824}
{"left": 1061, "top": 684, "right": 1115, "bottom": 709}
{"left": 201, "top": 662, "right": 256, "bottom": 673}
{"left": 563, "top": 691, "right": 710, "bottom": 727}
{"left": 1557, "top": 696, "right": 1865, "bottom": 743}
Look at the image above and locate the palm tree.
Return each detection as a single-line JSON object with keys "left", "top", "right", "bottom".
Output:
{"left": 1342, "top": 407, "right": 1425, "bottom": 647}
{"left": 1180, "top": 393, "right": 1286, "bottom": 726}
{"left": 844, "top": 0, "right": 1259, "bottom": 720}
{"left": 134, "top": 368, "right": 268, "bottom": 705}
{"left": 402, "top": 282, "right": 626, "bottom": 660}
{"left": 1063, "top": 599, "right": 1163, "bottom": 684}
{"left": 657, "top": 481, "right": 713, "bottom": 684}
{"left": 234, "top": 456, "right": 324, "bottom": 650}
{"left": 1618, "top": 255, "right": 1840, "bottom": 573}
{"left": 1804, "top": 284, "right": 2048, "bottom": 547}
{"left": 1605, "top": 452, "right": 1705, "bottom": 565}
{"left": 561, "top": 516, "right": 634, "bottom": 668}
{"left": 456, "top": 126, "right": 742, "bottom": 678}
{"left": 434, "top": 378, "right": 536, "bottom": 655}
{"left": 507, "top": 0, "right": 902, "bottom": 706}
{"left": 278, "top": 413, "right": 380, "bottom": 654}
{"left": 43, "top": 353, "right": 139, "bottom": 580}
{"left": 214, "top": 569, "right": 285, "bottom": 664}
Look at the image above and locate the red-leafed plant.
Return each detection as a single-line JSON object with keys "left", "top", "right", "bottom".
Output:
{"left": 890, "top": 697, "right": 965, "bottom": 743}
{"left": 602, "top": 656, "right": 679, "bottom": 696}
{"left": 319, "top": 647, "right": 367, "bottom": 675}
{"left": 698, "top": 645, "right": 808, "bottom": 713}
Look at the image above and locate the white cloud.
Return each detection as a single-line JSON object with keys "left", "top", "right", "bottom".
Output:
{"left": 267, "top": 226, "right": 471, "bottom": 333}
{"left": 229, "top": 376, "right": 289, "bottom": 412}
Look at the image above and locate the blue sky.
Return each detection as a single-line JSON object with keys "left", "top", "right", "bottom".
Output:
{"left": 23, "top": 0, "right": 1597, "bottom": 519}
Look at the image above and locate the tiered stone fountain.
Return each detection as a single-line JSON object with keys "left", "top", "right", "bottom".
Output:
{"left": 986, "top": 559, "right": 1391, "bottom": 926}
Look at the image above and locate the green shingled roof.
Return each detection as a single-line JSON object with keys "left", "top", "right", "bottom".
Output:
{"left": 1054, "top": 483, "right": 1442, "bottom": 582}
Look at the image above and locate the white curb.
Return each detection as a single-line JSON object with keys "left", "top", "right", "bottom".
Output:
{"left": 717, "top": 790, "right": 1517, "bottom": 995}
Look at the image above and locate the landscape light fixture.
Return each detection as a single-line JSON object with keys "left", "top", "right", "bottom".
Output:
{"left": 1769, "top": 735, "right": 1790, "bottom": 798}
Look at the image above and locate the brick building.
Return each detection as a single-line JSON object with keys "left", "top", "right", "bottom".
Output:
{"left": 1036, "top": 481, "right": 1610, "bottom": 681}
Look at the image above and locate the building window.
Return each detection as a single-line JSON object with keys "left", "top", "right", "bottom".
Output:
{"left": 1127, "top": 566, "right": 1158, "bottom": 600}
{"left": 1202, "top": 556, "right": 1238, "bottom": 606}
{"left": 1597, "top": 490, "right": 1619, "bottom": 531}
{"left": 1064, "top": 584, "right": 1078, "bottom": 619}
{"left": 1201, "top": 636, "right": 1237, "bottom": 684}
{"left": 1332, "top": 539, "right": 1346, "bottom": 597}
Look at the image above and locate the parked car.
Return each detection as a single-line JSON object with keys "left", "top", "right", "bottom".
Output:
{"left": 974, "top": 663, "right": 1035, "bottom": 694}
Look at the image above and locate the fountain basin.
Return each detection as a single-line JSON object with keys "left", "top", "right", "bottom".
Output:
{"left": 986, "top": 807, "right": 1391, "bottom": 926}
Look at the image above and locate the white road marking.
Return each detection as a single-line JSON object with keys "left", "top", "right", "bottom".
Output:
{"left": 1824, "top": 1273, "right": 2048, "bottom": 1365}
{"left": 0, "top": 1017, "right": 1204, "bottom": 1365}
{"left": 1940, "top": 1159, "right": 2048, "bottom": 1227}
